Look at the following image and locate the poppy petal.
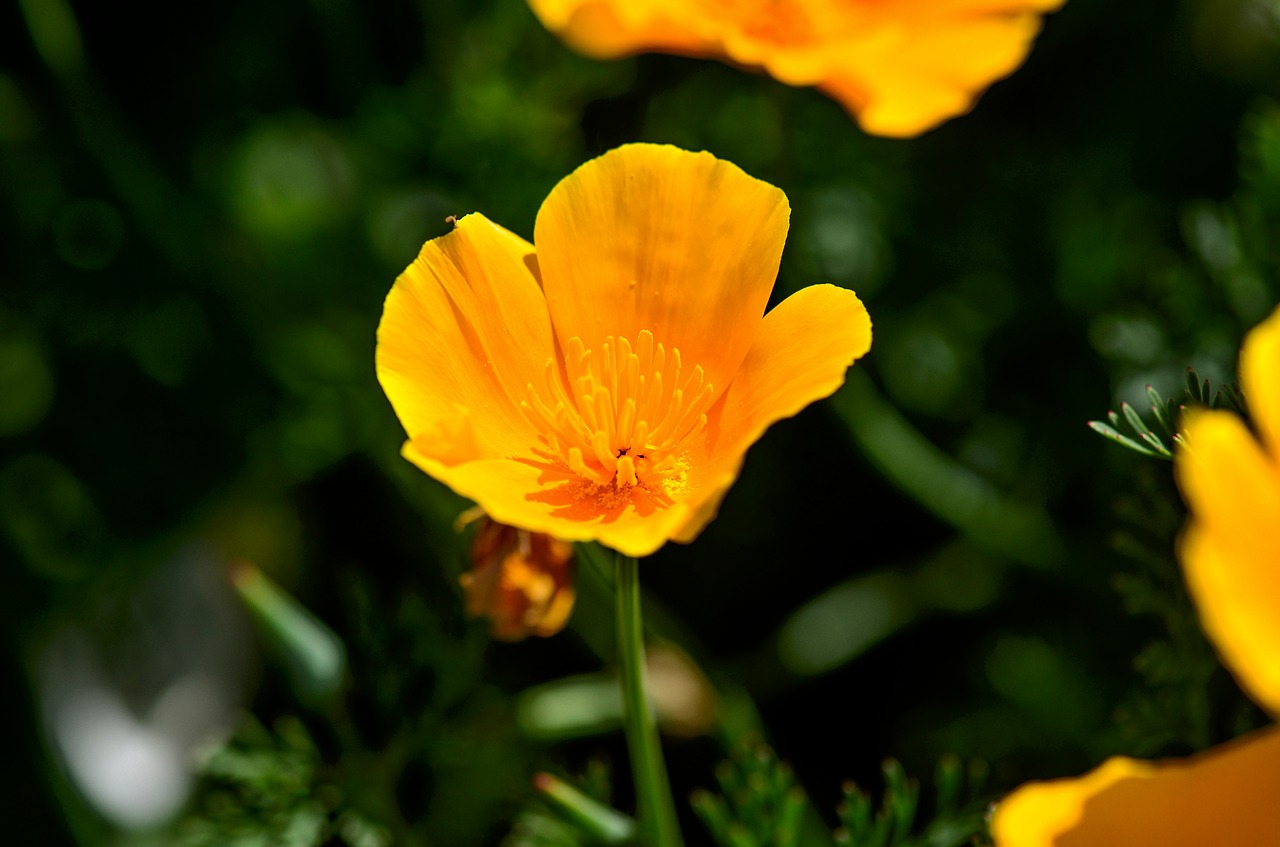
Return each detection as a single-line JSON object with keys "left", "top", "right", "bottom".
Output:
{"left": 527, "top": 0, "right": 716, "bottom": 58}
{"left": 534, "top": 144, "right": 789, "bottom": 398}
{"left": 673, "top": 283, "right": 872, "bottom": 542}
{"left": 991, "top": 727, "right": 1280, "bottom": 846}
{"left": 403, "top": 445, "right": 695, "bottom": 558}
{"left": 1240, "top": 305, "right": 1280, "bottom": 460}
{"left": 376, "top": 214, "right": 556, "bottom": 460}
{"left": 817, "top": 11, "right": 1051, "bottom": 137}
{"left": 1176, "top": 407, "right": 1280, "bottom": 714}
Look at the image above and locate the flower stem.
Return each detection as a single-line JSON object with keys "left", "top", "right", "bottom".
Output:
{"left": 615, "top": 552, "right": 684, "bottom": 847}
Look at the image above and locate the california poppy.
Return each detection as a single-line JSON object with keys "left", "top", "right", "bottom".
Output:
{"left": 376, "top": 143, "right": 872, "bottom": 557}
{"left": 526, "top": 0, "right": 1066, "bottom": 137}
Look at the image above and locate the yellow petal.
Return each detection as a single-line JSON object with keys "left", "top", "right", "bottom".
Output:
{"left": 672, "top": 284, "right": 872, "bottom": 543}
{"left": 527, "top": 0, "right": 1064, "bottom": 137}
{"left": 405, "top": 443, "right": 695, "bottom": 558}
{"left": 1176, "top": 408, "right": 1280, "bottom": 713}
{"left": 991, "top": 727, "right": 1280, "bottom": 846}
{"left": 1181, "top": 524, "right": 1280, "bottom": 715}
{"left": 527, "top": 0, "right": 717, "bottom": 59}
{"left": 902, "top": 0, "right": 1066, "bottom": 14}
{"left": 534, "top": 143, "right": 789, "bottom": 397}
{"left": 818, "top": 12, "right": 1048, "bottom": 138}
{"left": 376, "top": 214, "right": 556, "bottom": 460}
{"left": 1240, "top": 305, "right": 1280, "bottom": 460}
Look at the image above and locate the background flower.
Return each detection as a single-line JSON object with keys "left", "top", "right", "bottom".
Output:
{"left": 527, "top": 0, "right": 1066, "bottom": 136}
{"left": 991, "top": 306, "right": 1280, "bottom": 846}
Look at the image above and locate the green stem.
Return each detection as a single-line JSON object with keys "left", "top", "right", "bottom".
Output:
{"left": 615, "top": 552, "right": 684, "bottom": 847}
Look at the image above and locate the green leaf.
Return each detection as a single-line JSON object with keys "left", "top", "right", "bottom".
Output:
{"left": 1119, "top": 402, "right": 1148, "bottom": 437}
{"left": 1147, "top": 385, "right": 1175, "bottom": 437}
{"left": 1137, "top": 431, "right": 1173, "bottom": 458}
{"left": 694, "top": 742, "right": 812, "bottom": 847}
{"left": 532, "top": 773, "right": 636, "bottom": 845}
{"left": 1186, "top": 367, "right": 1203, "bottom": 402}
{"left": 231, "top": 563, "right": 347, "bottom": 705}
{"left": 1086, "top": 421, "right": 1165, "bottom": 458}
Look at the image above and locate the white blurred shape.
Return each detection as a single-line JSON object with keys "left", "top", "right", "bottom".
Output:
{"left": 52, "top": 686, "right": 191, "bottom": 830}
{"left": 37, "top": 546, "right": 253, "bottom": 831}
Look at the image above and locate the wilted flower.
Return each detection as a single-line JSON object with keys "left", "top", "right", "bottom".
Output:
{"left": 461, "top": 516, "right": 575, "bottom": 641}
{"left": 991, "top": 305, "right": 1280, "bottom": 846}
{"left": 377, "top": 143, "right": 871, "bottom": 557}
{"left": 526, "top": 0, "right": 1066, "bottom": 137}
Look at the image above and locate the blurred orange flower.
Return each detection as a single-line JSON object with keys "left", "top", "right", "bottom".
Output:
{"left": 991, "top": 305, "right": 1280, "bottom": 846}
{"left": 526, "top": 0, "right": 1066, "bottom": 137}
{"left": 376, "top": 143, "right": 871, "bottom": 557}
{"left": 461, "top": 516, "right": 576, "bottom": 641}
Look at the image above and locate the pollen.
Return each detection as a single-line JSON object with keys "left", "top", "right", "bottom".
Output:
{"left": 521, "top": 330, "right": 714, "bottom": 494}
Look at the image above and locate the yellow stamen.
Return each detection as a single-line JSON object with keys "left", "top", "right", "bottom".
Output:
{"left": 522, "top": 330, "right": 713, "bottom": 493}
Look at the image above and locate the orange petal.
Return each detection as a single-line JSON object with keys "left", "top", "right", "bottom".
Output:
{"left": 905, "top": 0, "right": 1067, "bottom": 14}
{"left": 1176, "top": 408, "right": 1280, "bottom": 713}
{"left": 526, "top": 0, "right": 717, "bottom": 59}
{"left": 672, "top": 284, "right": 872, "bottom": 543}
{"left": 376, "top": 214, "right": 555, "bottom": 460}
{"left": 1240, "top": 305, "right": 1280, "bottom": 460}
{"left": 404, "top": 444, "right": 696, "bottom": 558}
{"left": 1179, "top": 442, "right": 1280, "bottom": 714}
{"left": 534, "top": 143, "right": 789, "bottom": 398}
{"left": 818, "top": 12, "right": 1049, "bottom": 138}
{"left": 528, "top": 1, "right": 1063, "bottom": 137}
{"left": 991, "top": 727, "right": 1280, "bottom": 846}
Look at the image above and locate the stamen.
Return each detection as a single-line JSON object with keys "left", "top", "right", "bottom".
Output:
{"left": 618, "top": 397, "right": 637, "bottom": 448}
{"left": 616, "top": 454, "right": 638, "bottom": 487}
{"left": 523, "top": 331, "right": 713, "bottom": 495}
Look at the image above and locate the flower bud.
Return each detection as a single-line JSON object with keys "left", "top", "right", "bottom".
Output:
{"left": 461, "top": 517, "right": 575, "bottom": 641}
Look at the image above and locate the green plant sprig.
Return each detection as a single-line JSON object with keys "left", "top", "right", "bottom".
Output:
{"left": 693, "top": 744, "right": 990, "bottom": 847}
{"left": 1087, "top": 367, "right": 1247, "bottom": 460}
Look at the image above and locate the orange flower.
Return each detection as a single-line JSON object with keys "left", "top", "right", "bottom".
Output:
{"left": 377, "top": 143, "right": 871, "bottom": 557}
{"left": 526, "top": 0, "right": 1066, "bottom": 138}
{"left": 461, "top": 516, "right": 576, "bottom": 640}
{"left": 991, "top": 305, "right": 1280, "bottom": 846}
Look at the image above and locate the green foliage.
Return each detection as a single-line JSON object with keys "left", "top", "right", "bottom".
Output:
{"left": 692, "top": 744, "right": 990, "bottom": 847}
{"left": 833, "top": 758, "right": 990, "bottom": 847}
{"left": 505, "top": 763, "right": 624, "bottom": 847}
{"left": 174, "top": 717, "right": 389, "bottom": 847}
{"left": 1088, "top": 368, "right": 1247, "bottom": 460}
{"left": 7, "top": 0, "right": 1280, "bottom": 844}
{"left": 692, "top": 742, "right": 808, "bottom": 847}
{"left": 1106, "top": 465, "right": 1265, "bottom": 756}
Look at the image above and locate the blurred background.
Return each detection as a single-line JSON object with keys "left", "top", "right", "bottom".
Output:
{"left": 3, "top": 0, "right": 1280, "bottom": 843}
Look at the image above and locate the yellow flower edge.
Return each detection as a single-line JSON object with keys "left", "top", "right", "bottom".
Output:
{"left": 990, "top": 726, "right": 1280, "bottom": 846}
{"left": 992, "top": 304, "right": 1280, "bottom": 847}
{"left": 376, "top": 143, "right": 872, "bottom": 557}
{"left": 1176, "top": 305, "right": 1280, "bottom": 714}
{"left": 526, "top": 0, "right": 1066, "bottom": 138}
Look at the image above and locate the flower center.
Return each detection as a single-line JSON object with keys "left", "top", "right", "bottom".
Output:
{"left": 521, "top": 330, "right": 714, "bottom": 491}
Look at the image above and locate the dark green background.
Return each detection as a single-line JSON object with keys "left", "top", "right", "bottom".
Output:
{"left": 3, "top": 0, "right": 1279, "bottom": 843}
